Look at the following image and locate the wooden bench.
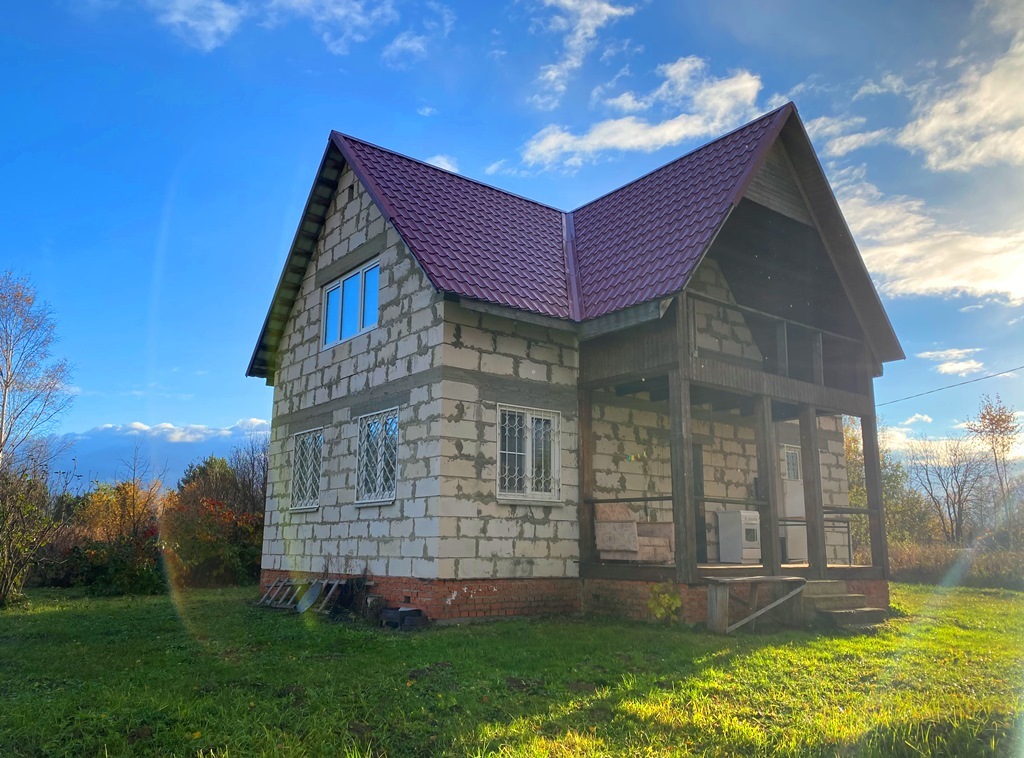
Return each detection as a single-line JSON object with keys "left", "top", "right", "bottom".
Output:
{"left": 706, "top": 576, "right": 806, "bottom": 634}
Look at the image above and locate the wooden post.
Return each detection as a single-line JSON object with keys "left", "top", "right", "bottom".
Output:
{"left": 754, "top": 395, "right": 782, "bottom": 575}
{"left": 811, "top": 331, "right": 824, "bottom": 386}
{"left": 669, "top": 371, "right": 696, "bottom": 584}
{"left": 861, "top": 413, "right": 890, "bottom": 577}
{"left": 670, "top": 294, "right": 696, "bottom": 583}
{"left": 577, "top": 388, "right": 597, "bottom": 566}
{"left": 776, "top": 322, "right": 789, "bottom": 377}
{"left": 799, "top": 405, "right": 828, "bottom": 579}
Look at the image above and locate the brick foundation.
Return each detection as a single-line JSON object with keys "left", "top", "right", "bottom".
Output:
{"left": 261, "top": 569, "right": 889, "bottom": 624}
{"left": 846, "top": 578, "right": 890, "bottom": 610}
{"left": 260, "top": 569, "right": 580, "bottom": 621}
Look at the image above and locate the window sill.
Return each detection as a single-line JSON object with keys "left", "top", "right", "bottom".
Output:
{"left": 355, "top": 498, "right": 396, "bottom": 508}
{"left": 497, "top": 496, "right": 564, "bottom": 507}
{"left": 287, "top": 505, "right": 320, "bottom": 513}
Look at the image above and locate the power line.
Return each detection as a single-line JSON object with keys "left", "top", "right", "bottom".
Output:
{"left": 877, "top": 363, "right": 1024, "bottom": 407}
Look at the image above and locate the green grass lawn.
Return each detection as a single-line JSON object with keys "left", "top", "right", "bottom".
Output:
{"left": 1, "top": 584, "right": 1022, "bottom": 757}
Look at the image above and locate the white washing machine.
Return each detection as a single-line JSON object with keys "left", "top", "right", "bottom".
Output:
{"left": 718, "top": 510, "right": 761, "bottom": 564}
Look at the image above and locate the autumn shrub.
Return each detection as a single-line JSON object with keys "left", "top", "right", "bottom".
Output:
{"left": 160, "top": 496, "right": 262, "bottom": 587}
{"left": 888, "top": 541, "right": 1024, "bottom": 591}
{"left": 34, "top": 528, "right": 164, "bottom": 596}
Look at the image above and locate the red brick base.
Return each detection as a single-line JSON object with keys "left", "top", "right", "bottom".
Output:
{"left": 846, "top": 578, "right": 890, "bottom": 610}
{"left": 261, "top": 569, "right": 890, "bottom": 624}
{"left": 260, "top": 569, "right": 580, "bottom": 621}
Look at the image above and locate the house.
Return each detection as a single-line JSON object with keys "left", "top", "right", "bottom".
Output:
{"left": 247, "top": 102, "right": 903, "bottom": 623}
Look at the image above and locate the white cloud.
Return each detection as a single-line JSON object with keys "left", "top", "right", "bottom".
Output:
{"left": 147, "top": 0, "right": 246, "bottom": 51}
{"left": 425, "top": 154, "right": 459, "bottom": 172}
{"left": 805, "top": 115, "right": 890, "bottom": 158}
{"left": 484, "top": 159, "right": 506, "bottom": 175}
{"left": 854, "top": 73, "right": 911, "bottom": 100}
{"left": 424, "top": 1, "right": 454, "bottom": 35}
{"left": 382, "top": 30, "right": 427, "bottom": 67}
{"left": 265, "top": 0, "right": 398, "bottom": 55}
{"left": 916, "top": 348, "right": 985, "bottom": 376}
{"left": 523, "top": 56, "right": 761, "bottom": 168}
{"left": 529, "top": 0, "right": 636, "bottom": 110}
{"left": 959, "top": 304, "right": 985, "bottom": 312}
{"left": 900, "top": 413, "right": 933, "bottom": 426}
{"left": 833, "top": 166, "right": 1024, "bottom": 304}
{"left": 84, "top": 418, "right": 269, "bottom": 445}
{"left": 417, "top": 106, "right": 437, "bottom": 117}
{"left": 897, "top": 4, "right": 1024, "bottom": 171}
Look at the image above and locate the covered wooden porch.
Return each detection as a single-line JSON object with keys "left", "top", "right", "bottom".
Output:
{"left": 576, "top": 290, "right": 889, "bottom": 586}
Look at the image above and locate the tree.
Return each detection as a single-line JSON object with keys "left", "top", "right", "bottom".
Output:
{"left": 79, "top": 445, "right": 164, "bottom": 543}
{"left": 228, "top": 433, "right": 269, "bottom": 515}
{"left": 0, "top": 272, "right": 73, "bottom": 470}
{"left": 965, "top": 394, "right": 1022, "bottom": 545}
{"left": 844, "top": 417, "right": 939, "bottom": 554}
{"left": 0, "top": 273, "right": 74, "bottom": 606}
{"left": 908, "top": 435, "right": 990, "bottom": 544}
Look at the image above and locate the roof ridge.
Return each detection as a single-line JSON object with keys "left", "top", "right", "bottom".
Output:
{"left": 571, "top": 102, "right": 794, "bottom": 214}
{"left": 331, "top": 131, "right": 566, "bottom": 215}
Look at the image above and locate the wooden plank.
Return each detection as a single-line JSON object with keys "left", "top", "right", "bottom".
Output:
{"left": 754, "top": 395, "right": 783, "bottom": 575}
{"left": 725, "top": 582, "right": 805, "bottom": 634}
{"left": 707, "top": 583, "right": 730, "bottom": 634}
{"left": 861, "top": 412, "right": 890, "bottom": 577}
{"left": 669, "top": 370, "right": 696, "bottom": 584}
{"left": 776, "top": 322, "right": 789, "bottom": 378}
{"left": 669, "top": 296, "right": 697, "bottom": 583}
{"left": 811, "top": 332, "right": 824, "bottom": 386}
{"left": 578, "top": 388, "right": 597, "bottom": 566}
{"left": 689, "top": 355, "right": 874, "bottom": 417}
{"left": 579, "top": 562, "right": 676, "bottom": 582}
{"left": 580, "top": 317, "right": 678, "bottom": 386}
{"left": 799, "top": 405, "right": 828, "bottom": 580}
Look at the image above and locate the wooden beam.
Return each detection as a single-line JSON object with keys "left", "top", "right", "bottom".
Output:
{"left": 861, "top": 412, "right": 890, "bottom": 578}
{"left": 577, "top": 388, "right": 597, "bottom": 566}
{"left": 799, "top": 405, "right": 828, "bottom": 579}
{"left": 689, "top": 355, "right": 875, "bottom": 417}
{"left": 776, "top": 321, "right": 789, "bottom": 377}
{"left": 811, "top": 331, "right": 824, "bottom": 386}
{"left": 669, "top": 369, "right": 697, "bottom": 584}
{"left": 754, "top": 395, "right": 783, "bottom": 575}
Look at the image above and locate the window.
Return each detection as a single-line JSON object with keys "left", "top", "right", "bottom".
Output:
{"left": 497, "top": 405, "right": 560, "bottom": 500}
{"left": 323, "top": 258, "right": 381, "bottom": 346}
{"left": 784, "top": 446, "right": 801, "bottom": 481}
{"left": 291, "top": 428, "right": 323, "bottom": 510}
{"left": 356, "top": 408, "right": 399, "bottom": 504}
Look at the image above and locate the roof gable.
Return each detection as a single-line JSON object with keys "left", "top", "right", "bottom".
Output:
{"left": 248, "top": 103, "right": 902, "bottom": 381}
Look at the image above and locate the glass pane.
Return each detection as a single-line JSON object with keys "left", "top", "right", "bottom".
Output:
{"left": 341, "top": 273, "right": 361, "bottom": 340}
{"left": 361, "top": 265, "right": 380, "bottom": 329}
{"left": 532, "top": 417, "right": 553, "bottom": 493}
{"left": 323, "top": 287, "right": 340, "bottom": 345}
{"left": 499, "top": 410, "right": 526, "bottom": 493}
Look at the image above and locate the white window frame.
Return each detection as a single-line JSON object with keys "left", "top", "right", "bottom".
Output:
{"left": 322, "top": 257, "right": 381, "bottom": 348}
{"left": 290, "top": 428, "right": 323, "bottom": 511}
{"left": 355, "top": 407, "right": 399, "bottom": 506}
{"left": 496, "top": 404, "right": 561, "bottom": 502}
{"left": 783, "top": 445, "right": 802, "bottom": 481}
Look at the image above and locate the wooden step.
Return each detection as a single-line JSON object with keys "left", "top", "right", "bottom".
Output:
{"left": 818, "top": 607, "right": 888, "bottom": 628}
{"left": 802, "top": 580, "right": 848, "bottom": 597}
{"left": 804, "top": 593, "right": 867, "bottom": 612}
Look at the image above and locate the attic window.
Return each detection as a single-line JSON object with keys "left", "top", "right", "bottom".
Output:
{"left": 323, "top": 258, "right": 380, "bottom": 346}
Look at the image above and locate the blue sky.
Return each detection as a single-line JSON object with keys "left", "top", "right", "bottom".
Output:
{"left": 1, "top": 0, "right": 1022, "bottom": 481}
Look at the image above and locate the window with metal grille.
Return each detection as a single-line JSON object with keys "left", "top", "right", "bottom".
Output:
{"left": 497, "top": 405, "right": 560, "bottom": 500}
{"left": 291, "top": 428, "right": 323, "bottom": 510}
{"left": 356, "top": 408, "right": 399, "bottom": 504}
{"left": 784, "top": 446, "right": 801, "bottom": 481}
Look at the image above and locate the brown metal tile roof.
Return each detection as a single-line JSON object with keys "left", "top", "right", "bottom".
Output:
{"left": 332, "top": 105, "right": 791, "bottom": 323}
{"left": 572, "top": 105, "right": 790, "bottom": 319}
{"left": 248, "top": 102, "right": 903, "bottom": 381}
{"left": 332, "top": 135, "right": 571, "bottom": 318}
